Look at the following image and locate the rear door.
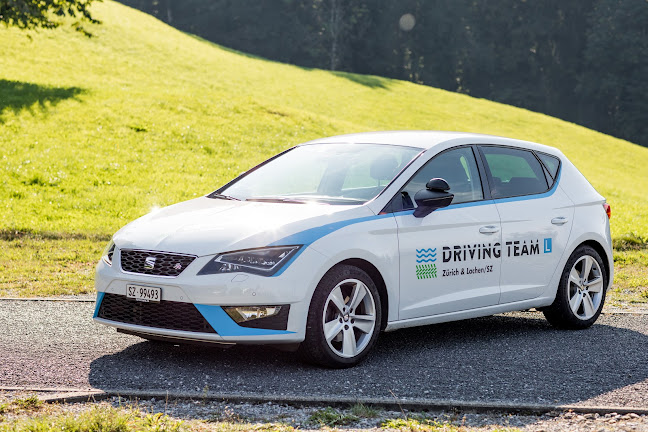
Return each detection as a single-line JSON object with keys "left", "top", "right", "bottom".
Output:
{"left": 478, "top": 146, "right": 574, "bottom": 303}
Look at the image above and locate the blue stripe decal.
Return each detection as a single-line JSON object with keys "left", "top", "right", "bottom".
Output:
{"left": 268, "top": 247, "right": 307, "bottom": 277}
{"left": 264, "top": 172, "right": 561, "bottom": 276}
{"left": 431, "top": 171, "right": 561, "bottom": 210}
{"left": 267, "top": 213, "right": 395, "bottom": 277}
{"left": 436, "top": 199, "right": 495, "bottom": 211}
{"left": 194, "top": 304, "right": 295, "bottom": 336}
{"left": 268, "top": 214, "right": 393, "bottom": 247}
{"left": 492, "top": 171, "right": 561, "bottom": 204}
{"left": 93, "top": 292, "right": 105, "bottom": 318}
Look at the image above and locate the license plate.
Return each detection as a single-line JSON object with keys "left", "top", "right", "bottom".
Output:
{"left": 126, "top": 285, "right": 161, "bottom": 303}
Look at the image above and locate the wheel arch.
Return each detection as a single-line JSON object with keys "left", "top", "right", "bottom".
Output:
{"left": 337, "top": 258, "right": 389, "bottom": 331}
{"left": 580, "top": 239, "right": 612, "bottom": 289}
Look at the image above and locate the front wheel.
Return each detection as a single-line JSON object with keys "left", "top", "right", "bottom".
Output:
{"left": 299, "top": 265, "right": 382, "bottom": 368}
{"left": 543, "top": 245, "right": 607, "bottom": 329}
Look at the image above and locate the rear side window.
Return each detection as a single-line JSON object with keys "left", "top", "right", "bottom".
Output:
{"left": 537, "top": 152, "right": 560, "bottom": 180}
{"left": 480, "top": 146, "right": 549, "bottom": 199}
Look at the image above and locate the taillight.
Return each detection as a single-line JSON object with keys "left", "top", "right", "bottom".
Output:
{"left": 603, "top": 203, "right": 611, "bottom": 219}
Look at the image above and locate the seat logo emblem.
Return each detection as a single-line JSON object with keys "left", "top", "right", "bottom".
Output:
{"left": 174, "top": 263, "right": 182, "bottom": 270}
{"left": 144, "top": 257, "right": 156, "bottom": 269}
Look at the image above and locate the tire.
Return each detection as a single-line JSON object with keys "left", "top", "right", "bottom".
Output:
{"left": 543, "top": 245, "right": 607, "bottom": 329}
{"left": 299, "top": 264, "right": 382, "bottom": 368}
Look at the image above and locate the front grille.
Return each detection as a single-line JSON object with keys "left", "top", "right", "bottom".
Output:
{"left": 120, "top": 249, "right": 196, "bottom": 277}
{"left": 97, "top": 293, "right": 216, "bottom": 333}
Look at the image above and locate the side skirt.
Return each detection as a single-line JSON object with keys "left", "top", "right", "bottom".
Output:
{"left": 384, "top": 297, "right": 555, "bottom": 332}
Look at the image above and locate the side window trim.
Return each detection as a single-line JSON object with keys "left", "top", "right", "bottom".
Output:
{"left": 381, "top": 145, "right": 486, "bottom": 214}
{"left": 470, "top": 144, "right": 492, "bottom": 201}
{"left": 476, "top": 145, "right": 497, "bottom": 200}
{"left": 476, "top": 144, "right": 553, "bottom": 200}
{"left": 533, "top": 150, "right": 561, "bottom": 187}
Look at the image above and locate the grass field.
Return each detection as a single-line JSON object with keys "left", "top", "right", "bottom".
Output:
{"left": 0, "top": 1, "right": 646, "bottom": 300}
{"left": 0, "top": 394, "right": 523, "bottom": 432}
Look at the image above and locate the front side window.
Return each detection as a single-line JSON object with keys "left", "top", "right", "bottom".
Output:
{"left": 217, "top": 143, "right": 421, "bottom": 204}
{"left": 399, "top": 147, "right": 484, "bottom": 209}
{"left": 480, "top": 146, "right": 549, "bottom": 199}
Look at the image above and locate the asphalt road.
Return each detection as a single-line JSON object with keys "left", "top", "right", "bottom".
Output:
{"left": 1, "top": 300, "right": 647, "bottom": 409}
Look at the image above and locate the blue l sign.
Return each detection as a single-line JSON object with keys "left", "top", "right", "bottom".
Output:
{"left": 544, "top": 238, "right": 552, "bottom": 253}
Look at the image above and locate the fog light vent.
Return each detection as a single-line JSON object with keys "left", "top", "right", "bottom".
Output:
{"left": 223, "top": 305, "right": 290, "bottom": 330}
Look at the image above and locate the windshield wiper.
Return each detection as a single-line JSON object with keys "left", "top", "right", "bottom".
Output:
{"left": 245, "top": 197, "right": 308, "bottom": 204}
{"left": 208, "top": 192, "right": 241, "bottom": 201}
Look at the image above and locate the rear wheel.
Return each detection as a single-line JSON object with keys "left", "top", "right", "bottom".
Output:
{"left": 543, "top": 245, "right": 607, "bottom": 329}
{"left": 299, "top": 264, "right": 382, "bottom": 368}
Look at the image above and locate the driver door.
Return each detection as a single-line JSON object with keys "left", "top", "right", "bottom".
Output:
{"left": 393, "top": 146, "right": 502, "bottom": 320}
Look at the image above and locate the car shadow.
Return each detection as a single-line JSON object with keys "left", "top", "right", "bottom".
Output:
{"left": 88, "top": 312, "right": 648, "bottom": 407}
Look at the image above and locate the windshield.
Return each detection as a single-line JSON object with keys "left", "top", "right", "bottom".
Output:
{"left": 216, "top": 143, "right": 421, "bottom": 204}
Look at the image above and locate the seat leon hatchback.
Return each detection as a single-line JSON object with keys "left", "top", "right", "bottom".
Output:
{"left": 95, "top": 131, "right": 613, "bottom": 367}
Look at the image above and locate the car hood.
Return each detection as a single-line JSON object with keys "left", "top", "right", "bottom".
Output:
{"left": 113, "top": 197, "right": 376, "bottom": 256}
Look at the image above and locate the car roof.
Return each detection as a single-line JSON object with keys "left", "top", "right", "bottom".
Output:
{"left": 302, "top": 130, "right": 559, "bottom": 154}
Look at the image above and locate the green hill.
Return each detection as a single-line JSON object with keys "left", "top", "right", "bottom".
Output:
{"left": 1, "top": 1, "right": 646, "bottom": 299}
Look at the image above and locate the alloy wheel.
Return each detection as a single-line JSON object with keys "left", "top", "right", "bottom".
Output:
{"left": 322, "top": 278, "right": 377, "bottom": 358}
{"left": 568, "top": 255, "right": 604, "bottom": 320}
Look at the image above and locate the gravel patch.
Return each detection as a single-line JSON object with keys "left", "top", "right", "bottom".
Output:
{"left": 3, "top": 391, "right": 648, "bottom": 431}
{"left": 2, "top": 301, "right": 648, "bottom": 411}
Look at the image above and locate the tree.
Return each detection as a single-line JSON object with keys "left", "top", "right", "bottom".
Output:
{"left": 113, "top": 0, "right": 648, "bottom": 146}
{"left": 580, "top": 0, "right": 648, "bottom": 146}
{"left": 0, "top": 0, "right": 100, "bottom": 32}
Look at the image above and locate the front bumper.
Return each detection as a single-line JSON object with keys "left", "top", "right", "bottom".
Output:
{"left": 93, "top": 246, "right": 327, "bottom": 344}
{"left": 93, "top": 292, "right": 298, "bottom": 344}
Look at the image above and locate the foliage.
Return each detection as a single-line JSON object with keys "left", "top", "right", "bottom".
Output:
{"left": 0, "top": 232, "right": 105, "bottom": 297}
{"left": 609, "top": 249, "right": 648, "bottom": 307}
{"left": 0, "top": 0, "right": 100, "bottom": 34}
{"left": 350, "top": 403, "right": 379, "bottom": 418}
{"left": 1, "top": 1, "right": 648, "bottom": 298}
{"left": 381, "top": 418, "right": 454, "bottom": 431}
{"left": 12, "top": 395, "right": 42, "bottom": 410}
{"left": 0, "top": 405, "right": 184, "bottom": 432}
{"left": 119, "top": 0, "right": 648, "bottom": 148}
{"left": 382, "top": 417, "right": 524, "bottom": 431}
{"left": 308, "top": 407, "right": 358, "bottom": 427}
{"left": 0, "top": 395, "right": 42, "bottom": 415}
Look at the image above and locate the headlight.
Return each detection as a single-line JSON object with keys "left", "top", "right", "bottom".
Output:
{"left": 102, "top": 241, "right": 115, "bottom": 266}
{"left": 198, "top": 245, "right": 301, "bottom": 276}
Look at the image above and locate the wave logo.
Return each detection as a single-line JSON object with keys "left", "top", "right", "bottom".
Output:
{"left": 416, "top": 248, "right": 437, "bottom": 263}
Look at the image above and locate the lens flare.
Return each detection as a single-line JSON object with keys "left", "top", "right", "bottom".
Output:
{"left": 399, "top": 13, "right": 416, "bottom": 31}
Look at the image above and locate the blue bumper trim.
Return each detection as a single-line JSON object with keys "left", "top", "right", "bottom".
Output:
{"left": 194, "top": 303, "right": 295, "bottom": 337}
{"left": 93, "top": 292, "right": 105, "bottom": 318}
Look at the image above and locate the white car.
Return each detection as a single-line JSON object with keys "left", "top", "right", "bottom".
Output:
{"left": 95, "top": 131, "right": 613, "bottom": 367}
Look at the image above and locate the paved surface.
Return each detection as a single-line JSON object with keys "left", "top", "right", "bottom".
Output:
{"left": 1, "top": 300, "right": 647, "bottom": 409}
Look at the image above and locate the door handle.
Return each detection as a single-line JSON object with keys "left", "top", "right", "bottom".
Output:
{"left": 479, "top": 225, "right": 500, "bottom": 234}
{"left": 551, "top": 217, "right": 569, "bottom": 225}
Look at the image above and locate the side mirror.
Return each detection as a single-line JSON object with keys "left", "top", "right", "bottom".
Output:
{"left": 426, "top": 178, "right": 451, "bottom": 192}
{"left": 413, "top": 178, "right": 454, "bottom": 218}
